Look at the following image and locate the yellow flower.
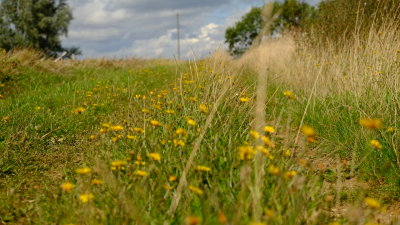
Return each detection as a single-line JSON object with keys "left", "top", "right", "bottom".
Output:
{"left": 163, "top": 184, "right": 173, "bottom": 190}
{"left": 386, "top": 127, "right": 395, "bottom": 132}
{"left": 195, "top": 165, "right": 211, "bottom": 172}
{"left": 91, "top": 179, "right": 103, "bottom": 185}
{"left": 76, "top": 167, "right": 91, "bottom": 175}
{"left": 185, "top": 216, "right": 201, "bottom": 225}
{"left": 264, "top": 126, "right": 275, "bottom": 134}
{"left": 240, "top": 97, "right": 250, "bottom": 102}
{"left": 283, "top": 90, "right": 295, "bottom": 99}
{"left": 188, "top": 185, "right": 203, "bottom": 195}
{"left": 370, "top": 139, "right": 382, "bottom": 149}
{"left": 133, "top": 127, "right": 145, "bottom": 134}
{"left": 127, "top": 134, "right": 137, "bottom": 140}
{"left": 148, "top": 153, "right": 161, "bottom": 161}
{"left": 248, "top": 222, "right": 266, "bottom": 225}
{"left": 261, "top": 136, "right": 275, "bottom": 148}
{"left": 284, "top": 170, "right": 297, "bottom": 179}
{"left": 301, "top": 125, "right": 316, "bottom": 137}
{"left": 238, "top": 145, "right": 256, "bottom": 160}
{"left": 256, "top": 146, "right": 273, "bottom": 159}
{"left": 187, "top": 119, "right": 197, "bottom": 126}
{"left": 89, "top": 135, "right": 95, "bottom": 140}
{"left": 150, "top": 120, "right": 161, "bottom": 127}
{"left": 165, "top": 109, "right": 175, "bottom": 114}
{"left": 307, "top": 136, "right": 317, "bottom": 143}
{"left": 111, "top": 160, "right": 128, "bottom": 170}
{"left": 110, "top": 125, "right": 124, "bottom": 131}
{"left": 111, "top": 135, "right": 122, "bottom": 142}
{"left": 176, "top": 128, "right": 187, "bottom": 135}
{"left": 102, "top": 123, "right": 111, "bottom": 128}
{"left": 268, "top": 165, "right": 280, "bottom": 175}
{"left": 250, "top": 130, "right": 260, "bottom": 139}
{"left": 141, "top": 108, "right": 151, "bottom": 114}
{"left": 284, "top": 149, "right": 292, "bottom": 157}
{"left": 79, "top": 193, "right": 94, "bottom": 203}
{"left": 169, "top": 176, "right": 177, "bottom": 182}
{"left": 364, "top": 197, "right": 381, "bottom": 209}
{"left": 360, "top": 118, "right": 383, "bottom": 130}
{"left": 199, "top": 104, "right": 208, "bottom": 113}
{"left": 60, "top": 182, "right": 75, "bottom": 193}
{"left": 173, "top": 139, "right": 186, "bottom": 147}
{"left": 35, "top": 106, "right": 41, "bottom": 110}
{"left": 134, "top": 170, "right": 149, "bottom": 177}
{"left": 74, "top": 107, "right": 85, "bottom": 114}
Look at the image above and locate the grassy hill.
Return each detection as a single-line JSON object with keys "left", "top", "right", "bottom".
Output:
{"left": 1, "top": 28, "right": 400, "bottom": 225}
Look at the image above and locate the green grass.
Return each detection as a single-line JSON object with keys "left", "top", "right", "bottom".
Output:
{"left": 0, "top": 53, "right": 399, "bottom": 225}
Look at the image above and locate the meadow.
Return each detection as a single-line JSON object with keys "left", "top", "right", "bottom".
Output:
{"left": 0, "top": 21, "right": 400, "bottom": 225}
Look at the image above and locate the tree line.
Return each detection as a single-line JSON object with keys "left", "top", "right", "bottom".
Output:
{"left": 225, "top": 0, "right": 400, "bottom": 56}
{"left": 0, "top": 0, "right": 80, "bottom": 58}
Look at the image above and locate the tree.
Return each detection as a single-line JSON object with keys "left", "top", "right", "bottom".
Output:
{"left": 225, "top": 7, "right": 263, "bottom": 56}
{"left": 225, "top": 0, "right": 316, "bottom": 56}
{"left": 0, "top": 0, "right": 78, "bottom": 57}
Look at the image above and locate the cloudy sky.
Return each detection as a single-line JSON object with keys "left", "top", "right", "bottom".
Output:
{"left": 62, "top": 0, "right": 321, "bottom": 59}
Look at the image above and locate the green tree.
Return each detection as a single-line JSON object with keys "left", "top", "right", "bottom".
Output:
{"left": 0, "top": 0, "right": 77, "bottom": 57}
{"left": 225, "top": 0, "right": 316, "bottom": 56}
{"left": 225, "top": 7, "right": 263, "bottom": 56}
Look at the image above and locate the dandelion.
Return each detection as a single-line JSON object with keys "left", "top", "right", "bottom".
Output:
{"left": 240, "top": 97, "right": 250, "bottom": 102}
{"left": 111, "top": 135, "right": 122, "bottom": 143}
{"left": 238, "top": 145, "right": 256, "bottom": 160}
{"left": 386, "top": 127, "right": 395, "bottom": 132}
{"left": 91, "top": 179, "right": 103, "bottom": 185}
{"left": 187, "top": 119, "right": 197, "bottom": 126}
{"left": 176, "top": 128, "right": 187, "bottom": 135}
{"left": 169, "top": 176, "right": 177, "bottom": 182}
{"left": 217, "top": 212, "right": 227, "bottom": 224}
{"left": 370, "top": 139, "right": 382, "bottom": 149}
{"left": 127, "top": 134, "right": 137, "bottom": 140}
{"left": 134, "top": 170, "right": 149, "bottom": 177}
{"left": 364, "top": 197, "right": 381, "bottom": 209}
{"left": 74, "top": 107, "right": 85, "bottom": 114}
{"left": 283, "top": 90, "right": 295, "bottom": 99}
{"left": 268, "top": 165, "right": 280, "bottom": 175}
{"left": 264, "top": 125, "right": 275, "bottom": 134}
{"left": 185, "top": 216, "right": 201, "bottom": 225}
{"left": 141, "top": 108, "right": 151, "bottom": 114}
{"left": 35, "top": 106, "right": 41, "bottom": 110}
{"left": 102, "top": 123, "right": 111, "bottom": 128}
{"left": 195, "top": 165, "right": 211, "bottom": 172}
{"left": 188, "top": 185, "right": 204, "bottom": 195}
{"left": 284, "top": 149, "right": 292, "bottom": 157}
{"left": 76, "top": 167, "right": 91, "bottom": 175}
{"left": 165, "top": 109, "right": 175, "bottom": 114}
{"left": 133, "top": 127, "right": 145, "bottom": 134}
{"left": 301, "top": 125, "right": 316, "bottom": 137}
{"left": 150, "top": 120, "right": 161, "bottom": 127}
{"left": 89, "top": 135, "right": 95, "bottom": 140}
{"left": 250, "top": 130, "right": 260, "bottom": 139}
{"left": 148, "top": 153, "right": 161, "bottom": 161}
{"left": 79, "top": 193, "right": 94, "bottom": 203}
{"left": 111, "top": 160, "right": 128, "bottom": 170}
{"left": 199, "top": 104, "right": 208, "bottom": 113}
{"left": 60, "top": 182, "right": 75, "bottom": 193}
{"left": 110, "top": 125, "right": 124, "bottom": 131}
{"left": 173, "top": 139, "right": 185, "bottom": 147}
{"left": 261, "top": 136, "right": 275, "bottom": 148}
{"left": 284, "top": 170, "right": 297, "bottom": 179}
{"left": 360, "top": 118, "right": 383, "bottom": 130}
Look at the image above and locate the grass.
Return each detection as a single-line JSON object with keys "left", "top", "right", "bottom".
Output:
{"left": 1, "top": 22, "right": 400, "bottom": 225}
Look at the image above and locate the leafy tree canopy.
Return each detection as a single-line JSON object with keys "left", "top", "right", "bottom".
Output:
{"left": 225, "top": 0, "right": 315, "bottom": 56}
{"left": 0, "top": 0, "right": 79, "bottom": 57}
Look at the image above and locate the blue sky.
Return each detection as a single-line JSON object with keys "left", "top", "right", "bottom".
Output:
{"left": 62, "top": 0, "right": 321, "bottom": 59}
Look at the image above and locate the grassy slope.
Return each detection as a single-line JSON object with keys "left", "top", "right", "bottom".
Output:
{"left": 0, "top": 48, "right": 399, "bottom": 225}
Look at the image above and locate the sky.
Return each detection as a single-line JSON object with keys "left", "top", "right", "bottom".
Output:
{"left": 62, "top": 0, "right": 321, "bottom": 59}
